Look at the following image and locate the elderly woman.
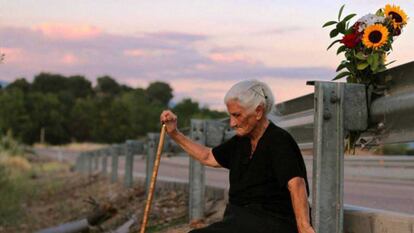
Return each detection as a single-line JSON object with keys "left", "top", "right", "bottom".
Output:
{"left": 160, "top": 80, "right": 315, "bottom": 233}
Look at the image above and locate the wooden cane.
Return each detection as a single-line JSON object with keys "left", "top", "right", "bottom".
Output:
{"left": 139, "top": 124, "right": 167, "bottom": 233}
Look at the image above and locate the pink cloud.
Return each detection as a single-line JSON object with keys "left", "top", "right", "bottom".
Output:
{"left": 170, "top": 77, "right": 313, "bottom": 110}
{"left": 60, "top": 53, "right": 79, "bottom": 65}
{"left": 123, "top": 48, "right": 175, "bottom": 57}
{"left": 123, "top": 49, "right": 148, "bottom": 57}
{"left": 195, "top": 64, "right": 211, "bottom": 71}
{"left": 0, "top": 47, "right": 24, "bottom": 63}
{"left": 34, "top": 23, "right": 101, "bottom": 40}
{"left": 208, "top": 52, "right": 256, "bottom": 64}
{"left": 260, "top": 77, "right": 313, "bottom": 103}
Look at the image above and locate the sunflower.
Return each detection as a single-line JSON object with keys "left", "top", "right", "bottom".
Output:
{"left": 362, "top": 24, "right": 389, "bottom": 49}
{"left": 384, "top": 4, "right": 408, "bottom": 29}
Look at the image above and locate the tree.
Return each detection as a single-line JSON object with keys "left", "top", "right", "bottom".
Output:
{"left": 198, "top": 106, "right": 228, "bottom": 120}
{"left": 67, "top": 75, "right": 93, "bottom": 99}
{"left": 26, "top": 93, "right": 69, "bottom": 144}
{"left": 146, "top": 81, "right": 173, "bottom": 106}
{"left": 68, "top": 98, "right": 97, "bottom": 142}
{"left": 0, "top": 89, "right": 33, "bottom": 143}
{"left": 95, "top": 76, "right": 121, "bottom": 96}
{"left": 6, "top": 78, "right": 31, "bottom": 93}
{"left": 32, "top": 72, "right": 67, "bottom": 93}
{"left": 173, "top": 98, "right": 200, "bottom": 128}
{"left": 0, "top": 73, "right": 226, "bottom": 144}
{"left": 173, "top": 98, "right": 227, "bottom": 128}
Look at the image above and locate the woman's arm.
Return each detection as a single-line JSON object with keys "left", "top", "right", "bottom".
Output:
{"left": 288, "top": 177, "right": 316, "bottom": 233}
{"left": 160, "top": 110, "right": 221, "bottom": 167}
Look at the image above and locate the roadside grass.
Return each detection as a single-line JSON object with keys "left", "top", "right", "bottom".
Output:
{"left": 34, "top": 142, "right": 107, "bottom": 152}
{"left": 0, "top": 172, "right": 31, "bottom": 226}
{"left": 0, "top": 159, "right": 69, "bottom": 228}
{"left": 146, "top": 216, "right": 188, "bottom": 233}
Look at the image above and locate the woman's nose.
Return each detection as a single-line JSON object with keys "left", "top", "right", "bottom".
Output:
{"left": 230, "top": 117, "right": 237, "bottom": 128}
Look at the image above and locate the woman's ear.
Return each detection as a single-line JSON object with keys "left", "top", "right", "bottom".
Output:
{"left": 255, "top": 104, "right": 265, "bottom": 120}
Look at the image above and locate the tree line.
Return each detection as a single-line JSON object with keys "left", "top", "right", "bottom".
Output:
{"left": 0, "top": 73, "right": 227, "bottom": 145}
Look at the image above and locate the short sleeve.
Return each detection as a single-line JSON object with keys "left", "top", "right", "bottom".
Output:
{"left": 212, "top": 136, "right": 236, "bottom": 169}
{"left": 272, "top": 133, "right": 306, "bottom": 187}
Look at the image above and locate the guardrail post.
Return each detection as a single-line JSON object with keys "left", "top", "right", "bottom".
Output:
{"left": 124, "top": 140, "right": 135, "bottom": 188}
{"left": 102, "top": 149, "right": 108, "bottom": 175}
{"left": 189, "top": 119, "right": 206, "bottom": 222}
{"left": 111, "top": 145, "right": 119, "bottom": 183}
{"left": 146, "top": 133, "right": 159, "bottom": 194}
{"left": 311, "top": 81, "right": 367, "bottom": 233}
{"left": 93, "top": 151, "right": 99, "bottom": 171}
{"left": 75, "top": 152, "right": 83, "bottom": 172}
{"left": 82, "top": 153, "right": 89, "bottom": 174}
{"left": 87, "top": 151, "right": 93, "bottom": 175}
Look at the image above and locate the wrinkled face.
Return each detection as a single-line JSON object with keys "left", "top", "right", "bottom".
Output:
{"left": 226, "top": 100, "right": 258, "bottom": 137}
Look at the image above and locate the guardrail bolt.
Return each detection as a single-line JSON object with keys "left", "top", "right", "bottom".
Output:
{"left": 323, "top": 112, "right": 331, "bottom": 120}
{"left": 330, "top": 95, "right": 340, "bottom": 104}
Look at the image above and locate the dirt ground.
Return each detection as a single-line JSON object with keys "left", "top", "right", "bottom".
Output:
{"left": 0, "top": 154, "right": 225, "bottom": 233}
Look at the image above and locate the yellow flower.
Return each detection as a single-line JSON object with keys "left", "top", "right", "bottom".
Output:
{"left": 384, "top": 4, "right": 408, "bottom": 29}
{"left": 362, "top": 24, "right": 389, "bottom": 49}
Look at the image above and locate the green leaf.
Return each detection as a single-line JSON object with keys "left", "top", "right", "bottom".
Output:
{"left": 376, "top": 8, "right": 384, "bottom": 16}
{"left": 373, "top": 53, "right": 379, "bottom": 61}
{"left": 342, "top": 13, "right": 356, "bottom": 22}
{"left": 367, "top": 53, "right": 379, "bottom": 71}
{"left": 357, "top": 62, "right": 369, "bottom": 70}
{"left": 367, "top": 54, "right": 374, "bottom": 65}
{"left": 336, "top": 62, "right": 348, "bottom": 72}
{"left": 338, "top": 5, "right": 345, "bottom": 21}
{"left": 336, "top": 45, "right": 347, "bottom": 54}
{"left": 376, "top": 66, "right": 387, "bottom": 73}
{"left": 336, "top": 21, "right": 346, "bottom": 33}
{"left": 355, "top": 52, "right": 366, "bottom": 60}
{"left": 345, "top": 27, "right": 354, "bottom": 34}
{"left": 385, "top": 60, "right": 396, "bottom": 66}
{"left": 370, "top": 55, "right": 379, "bottom": 71}
{"left": 333, "top": 71, "right": 351, "bottom": 81}
{"left": 323, "top": 21, "right": 338, "bottom": 28}
{"left": 330, "top": 29, "right": 339, "bottom": 38}
{"left": 327, "top": 39, "right": 341, "bottom": 50}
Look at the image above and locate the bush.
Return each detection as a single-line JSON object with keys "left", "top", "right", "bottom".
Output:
{"left": 0, "top": 130, "right": 25, "bottom": 156}
{"left": 0, "top": 164, "right": 9, "bottom": 186}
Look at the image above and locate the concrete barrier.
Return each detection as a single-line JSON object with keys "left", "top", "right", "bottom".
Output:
{"left": 138, "top": 176, "right": 414, "bottom": 233}
{"left": 344, "top": 204, "right": 414, "bottom": 233}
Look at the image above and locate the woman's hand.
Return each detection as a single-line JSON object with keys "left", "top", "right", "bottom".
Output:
{"left": 160, "top": 110, "right": 178, "bottom": 135}
{"left": 298, "top": 224, "right": 316, "bottom": 233}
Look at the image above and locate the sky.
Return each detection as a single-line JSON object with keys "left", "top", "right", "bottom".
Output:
{"left": 0, "top": 0, "right": 413, "bottom": 110}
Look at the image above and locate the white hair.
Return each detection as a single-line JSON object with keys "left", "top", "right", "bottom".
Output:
{"left": 224, "top": 80, "right": 275, "bottom": 115}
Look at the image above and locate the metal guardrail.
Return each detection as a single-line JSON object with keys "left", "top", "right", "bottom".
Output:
{"left": 370, "top": 61, "right": 414, "bottom": 144}
{"left": 71, "top": 61, "right": 414, "bottom": 233}
{"left": 270, "top": 94, "right": 314, "bottom": 147}
{"left": 268, "top": 61, "right": 414, "bottom": 148}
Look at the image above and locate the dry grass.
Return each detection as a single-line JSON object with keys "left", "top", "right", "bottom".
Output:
{"left": 0, "top": 148, "right": 226, "bottom": 233}
{"left": 33, "top": 142, "right": 108, "bottom": 152}
{"left": 0, "top": 156, "right": 31, "bottom": 171}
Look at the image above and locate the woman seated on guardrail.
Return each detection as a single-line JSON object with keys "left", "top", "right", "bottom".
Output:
{"left": 160, "top": 80, "right": 314, "bottom": 233}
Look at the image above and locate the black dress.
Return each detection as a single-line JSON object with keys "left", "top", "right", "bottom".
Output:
{"left": 189, "top": 122, "right": 309, "bottom": 233}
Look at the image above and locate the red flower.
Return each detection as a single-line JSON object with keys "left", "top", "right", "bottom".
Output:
{"left": 353, "top": 22, "right": 362, "bottom": 32}
{"left": 341, "top": 33, "right": 361, "bottom": 48}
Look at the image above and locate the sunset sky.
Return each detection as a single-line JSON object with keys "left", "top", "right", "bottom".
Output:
{"left": 1, "top": 0, "right": 412, "bottom": 109}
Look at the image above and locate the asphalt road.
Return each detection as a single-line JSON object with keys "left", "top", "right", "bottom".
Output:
{"left": 35, "top": 148, "right": 414, "bottom": 215}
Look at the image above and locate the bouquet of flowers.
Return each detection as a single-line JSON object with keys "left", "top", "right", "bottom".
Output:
{"left": 323, "top": 4, "right": 408, "bottom": 85}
